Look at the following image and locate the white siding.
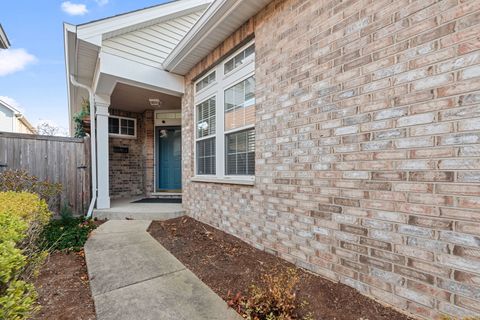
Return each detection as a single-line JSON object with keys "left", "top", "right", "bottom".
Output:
{"left": 102, "top": 11, "right": 203, "bottom": 68}
{"left": 0, "top": 104, "right": 15, "bottom": 132}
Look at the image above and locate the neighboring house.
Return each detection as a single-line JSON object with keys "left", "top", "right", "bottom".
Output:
{"left": 0, "top": 98, "right": 36, "bottom": 134}
{"left": 0, "top": 24, "right": 10, "bottom": 49}
{"left": 64, "top": 0, "right": 480, "bottom": 318}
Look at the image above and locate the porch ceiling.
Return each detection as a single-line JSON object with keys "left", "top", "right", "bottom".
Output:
{"left": 110, "top": 83, "right": 181, "bottom": 113}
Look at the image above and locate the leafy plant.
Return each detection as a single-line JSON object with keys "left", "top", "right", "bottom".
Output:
{"left": 73, "top": 98, "right": 90, "bottom": 138}
{"left": 41, "top": 205, "right": 98, "bottom": 252}
{"left": 227, "top": 268, "right": 313, "bottom": 320}
{"left": 0, "top": 169, "right": 62, "bottom": 211}
{"left": 0, "top": 191, "right": 52, "bottom": 320}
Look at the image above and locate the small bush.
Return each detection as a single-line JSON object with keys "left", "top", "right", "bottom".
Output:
{"left": 228, "top": 268, "right": 312, "bottom": 320}
{"left": 41, "top": 205, "right": 98, "bottom": 252}
{"left": 0, "top": 169, "right": 62, "bottom": 211}
{"left": 0, "top": 191, "right": 52, "bottom": 320}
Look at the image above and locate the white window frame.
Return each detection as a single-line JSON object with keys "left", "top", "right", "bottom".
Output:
{"left": 193, "top": 40, "right": 255, "bottom": 185}
{"left": 108, "top": 115, "right": 137, "bottom": 139}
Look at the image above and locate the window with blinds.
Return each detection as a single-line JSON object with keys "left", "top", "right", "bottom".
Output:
{"left": 224, "top": 76, "right": 255, "bottom": 132}
{"left": 196, "top": 138, "right": 216, "bottom": 175}
{"left": 224, "top": 44, "right": 255, "bottom": 75}
{"left": 226, "top": 129, "right": 255, "bottom": 175}
{"left": 196, "top": 97, "right": 216, "bottom": 138}
{"left": 193, "top": 40, "right": 255, "bottom": 181}
{"left": 195, "top": 71, "right": 216, "bottom": 92}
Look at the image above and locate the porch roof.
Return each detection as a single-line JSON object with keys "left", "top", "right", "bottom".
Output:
{"left": 64, "top": 0, "right": 272, "bottom": 131}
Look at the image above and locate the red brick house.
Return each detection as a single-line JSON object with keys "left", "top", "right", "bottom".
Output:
{"left": 64, "top": 0, "right": 480, "bottom": 318}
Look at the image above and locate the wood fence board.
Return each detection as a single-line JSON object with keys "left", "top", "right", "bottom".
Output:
{"left": 0, "top": 132, "right": 91, "bottom": 216}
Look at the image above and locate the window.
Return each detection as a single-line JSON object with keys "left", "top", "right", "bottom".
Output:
{"left": 225, "top": 76, "right": 255, "bottom": 131}
{"left": 197, "top": 97, "right": 216, "bottom": 138}
{"left": 195, "top": 71, "right": 216, "bottom": 92}
{"left": 194, "top": 40, "right": 255, "bottom": 183}
{"left": 224, "top": 44, "right": 255, "bottom": 75}
{"left": 197, "top": 138, "right": 216, "bottom": 175}
{"left": 226, "top": 129, "right": 255, "bottom": 175}
{"left": 195, "top": 97, "right": 216, "bottom": 176}
{"left": 108, "top": 116, "right": 136, "bottom": 138}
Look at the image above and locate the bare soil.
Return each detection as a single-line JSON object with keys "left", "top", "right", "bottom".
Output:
{"left": 32, "top": 219, "right": 106, "bottom": 319}
{"left": 148, "top": 216, "right": 414, "bottom": 320}
{"left": 33, "top": 251, "right": 96, "bottom": 320}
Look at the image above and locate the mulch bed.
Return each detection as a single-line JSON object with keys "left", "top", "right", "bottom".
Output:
{"left": 33, "top": 251, "right": 96, "bottom": 320}
{"left": 148, "top": 216, "right": 414, "bottom": 320}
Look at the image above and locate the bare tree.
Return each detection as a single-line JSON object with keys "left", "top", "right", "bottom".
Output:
{"left": 36, "top": 121, "right": 60, "bottom": 136}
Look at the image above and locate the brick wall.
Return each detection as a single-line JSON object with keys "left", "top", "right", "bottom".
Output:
{"left": 109, "top": 109, "right": 155, "bottom": 198}
{"left": 182, "top": 0, "right": 480, "bottom": 318}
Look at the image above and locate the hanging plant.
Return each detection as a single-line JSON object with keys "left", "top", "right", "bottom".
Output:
{"left": 73, "top": 98, "right": 90, "bottom": 138}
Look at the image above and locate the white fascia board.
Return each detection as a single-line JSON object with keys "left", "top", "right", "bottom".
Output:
{"left": 164, "top": 0, "right": 271, "bottom": 75}
{"left": 64, "top": 23, "right": 76, "bottom": 134}
{"left": 76, "top": 0, "right": 211, "bottom": 43}
{"left": 0, "top": 99, "right": 21, "bottom": 115}
{"left": 97, "top": 52, "right": 184, "bottom": 96}
{"left": 163, "top": 0, "right": 234, "bottom": 72}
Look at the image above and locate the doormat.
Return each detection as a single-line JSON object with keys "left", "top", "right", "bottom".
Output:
{"left": 132, "top": 198, "right": 182, "bottom": 204}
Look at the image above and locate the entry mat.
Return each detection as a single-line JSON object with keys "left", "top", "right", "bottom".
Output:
{"left": 132, "top": 198, "right": 182, "bottom": 204}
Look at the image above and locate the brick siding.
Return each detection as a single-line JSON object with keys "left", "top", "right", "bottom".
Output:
{"left": 109, "top": 109, "right": 155, "bottom": 198}
{"left": 182, "top": 0, "right": 480, "bottom": 318}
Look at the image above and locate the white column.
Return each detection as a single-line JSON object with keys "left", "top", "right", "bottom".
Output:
{"left": 95, "top": 96, "right": 110, "bottom": 209}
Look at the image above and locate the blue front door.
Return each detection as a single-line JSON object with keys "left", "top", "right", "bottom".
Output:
{"left": 157, "top": 127, "right": 182, "bottom": 191}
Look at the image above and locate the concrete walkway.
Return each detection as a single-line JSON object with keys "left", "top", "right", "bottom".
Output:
{"left": 84, "top": 220, "right": 241, "bottom": 320}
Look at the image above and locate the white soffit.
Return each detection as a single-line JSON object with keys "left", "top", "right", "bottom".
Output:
{"left": 164, "top": 0, "right": 272, "bottom": 75}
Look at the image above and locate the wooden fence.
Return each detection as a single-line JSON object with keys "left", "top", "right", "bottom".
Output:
{"left": 0, "top": 132, "right": 91, "bottom": 215}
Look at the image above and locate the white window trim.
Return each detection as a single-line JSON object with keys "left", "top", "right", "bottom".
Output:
{"left": 108, "top": 115, "right": 137, "bottom": 139}
{"left": 193, "top": 40, "right": 255, "bottom": 184}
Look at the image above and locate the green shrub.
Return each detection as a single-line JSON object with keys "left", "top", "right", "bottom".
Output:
{"left": 0, "top": 169, "right": 62, "bottom": 211}
{"left": 0, "top": 191, "right": 52, "bottom": 320}
{"left": 41, "top": 205, "right": 98, "bottom": 252}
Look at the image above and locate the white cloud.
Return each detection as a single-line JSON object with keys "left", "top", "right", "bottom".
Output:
{"left": 61, "top": 1, "right": 88, "bottom": 15}
{"left": 0, "top": 96, "right": 24, "bottom": 113}
{"left": 95, "top": 0, "right": 109, "bottom": 6}
{"left": 0, "top": 49, "right": 37, "bottom": 76}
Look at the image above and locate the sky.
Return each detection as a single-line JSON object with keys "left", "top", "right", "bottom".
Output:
{"left": 0, "top": 0, "right": 169, "bottom": 135}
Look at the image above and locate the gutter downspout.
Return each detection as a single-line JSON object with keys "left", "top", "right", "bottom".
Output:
{"left": 69, "top": 75, "right": 97, "bottom": 219}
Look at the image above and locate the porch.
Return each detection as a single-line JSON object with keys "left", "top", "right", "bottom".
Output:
{"left": 93, "top": 196, "right": 184, "bottom": 220}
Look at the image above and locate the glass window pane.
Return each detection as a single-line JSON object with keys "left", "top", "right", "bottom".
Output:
{"left": 196, "top": 137, "right": 216, "bottom": 175}
{"left": 225, "top": 129, "right": 255, "bottom": 176}
{"left": 108, "top": 118, "right": 119, "bottom": 134}
{"left": 224, "top": 44, "right": 255, "bottom": 74}
{"left": 224, "top": 76, "right": 255, "bottom": 131}
{"left": 196, "top": 71, "right": 216, "bottom": 92}
{"left": 197, "top": 97, "right": 216, "bottom": 138}
{"left": 245, "top": 44, "right": 255, "bottom": 58}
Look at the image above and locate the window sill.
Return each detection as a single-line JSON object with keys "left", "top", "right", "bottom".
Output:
{"left": 109, "top": 134, "right": 137, "bottom": 139}
{"left": 190, "top": 176, "right": 254, "bottom": 186}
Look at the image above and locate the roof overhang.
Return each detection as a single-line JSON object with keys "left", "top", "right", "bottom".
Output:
{"left": 64, "top": 1, "right": 210, "bottom": 133}
{"left": 76, "top": 0, "right": 210, "bottom": 46}
{"left": 163, "top": 0, "right": 271, "bottom": 75}
{"left": 0, "top": 24, "right": 11, "bottom": 49}
{"left": 0, "top": 98, "right": 22, "bottom": 115}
